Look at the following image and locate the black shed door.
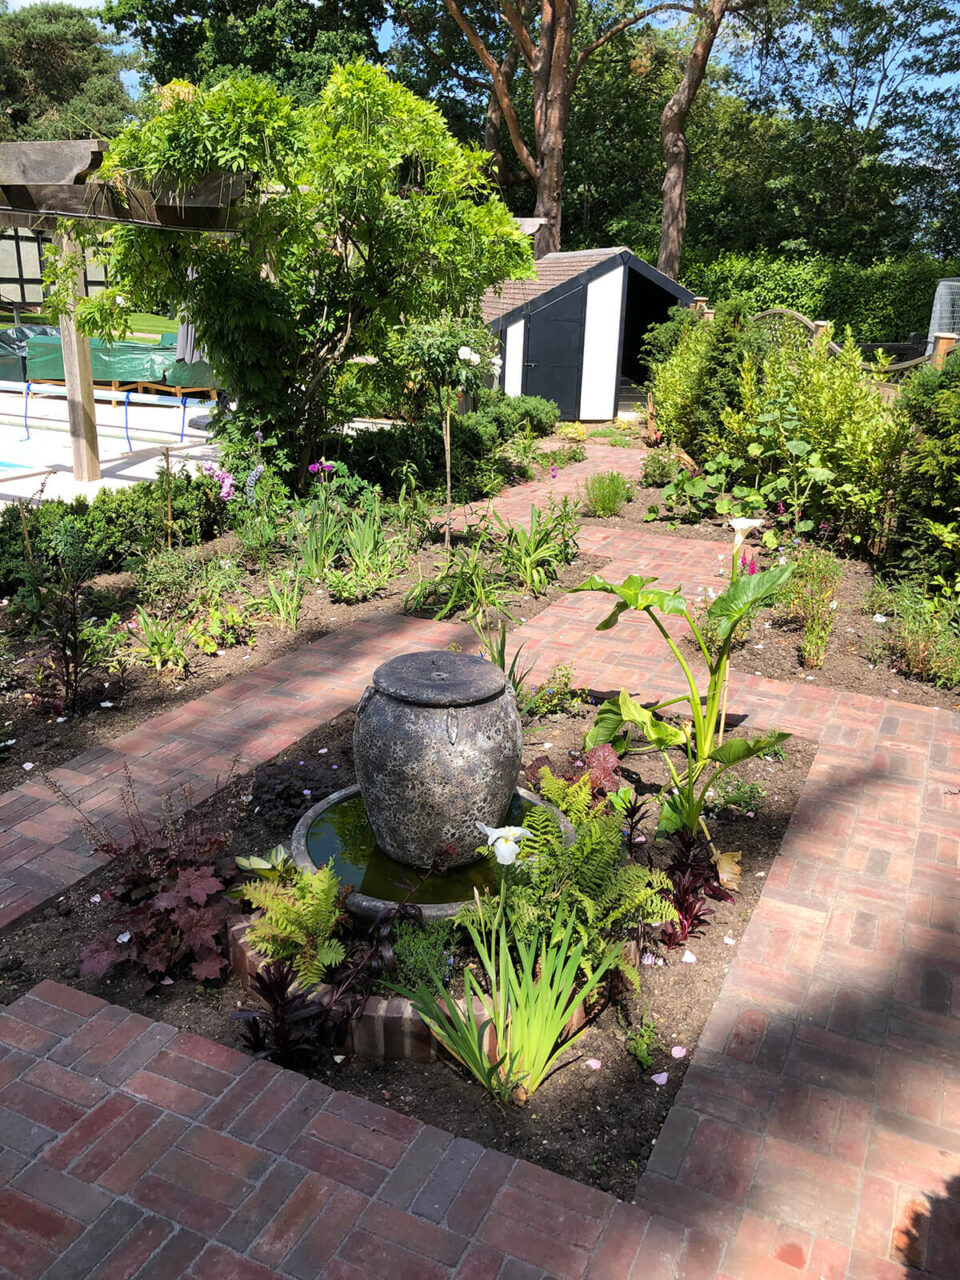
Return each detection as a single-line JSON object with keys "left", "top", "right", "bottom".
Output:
{"left": 523, "top": 286, "right": 584, "bottom": 418}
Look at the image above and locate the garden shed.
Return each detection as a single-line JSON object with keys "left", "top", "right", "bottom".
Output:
{"left": 482, "top": 246, "right": 694, "bottom": 420}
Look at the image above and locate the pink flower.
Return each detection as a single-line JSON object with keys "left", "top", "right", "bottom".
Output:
{"left": 550, "top": 465, "right": 558, "bottom": 479}
{"left": 308, "top": 462, "right": 320, "bottom": 474}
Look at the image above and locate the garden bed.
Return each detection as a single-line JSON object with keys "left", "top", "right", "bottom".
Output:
{"left": 0, "top": 694, "right": 813, "bottom": 1200}
{"left": 0, "top": 539, "right": 605, "bottom": 794}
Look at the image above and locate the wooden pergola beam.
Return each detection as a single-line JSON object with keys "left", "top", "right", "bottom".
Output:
{"left": 0, "top": 141, "right": 248, "bottom": 483}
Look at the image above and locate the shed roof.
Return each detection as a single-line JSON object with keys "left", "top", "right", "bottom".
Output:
{"left": 482, "top": 246, "right": 692, "bottom": 327}
{"left": 482, "top": 247, "right": 633, "bottom": 323}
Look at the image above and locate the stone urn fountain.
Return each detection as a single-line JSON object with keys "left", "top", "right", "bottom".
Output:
{"left": 290, "top": 649, "right": 572, "bottom": 919}
{"left": 352, "top": 650, "right": 522, "bottom": 868}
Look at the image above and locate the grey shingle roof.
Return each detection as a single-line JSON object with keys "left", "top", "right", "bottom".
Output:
{"left": 481, "top": 247, "right": 630, "bottom": 324}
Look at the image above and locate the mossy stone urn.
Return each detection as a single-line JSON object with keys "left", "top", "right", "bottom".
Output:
{"left": 353, "top": 650, "right": 523, "bottom": 869}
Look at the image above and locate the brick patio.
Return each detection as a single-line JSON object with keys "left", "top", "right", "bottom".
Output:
{"left": 1, "top": 446, "right": 959, "bottom": 1276}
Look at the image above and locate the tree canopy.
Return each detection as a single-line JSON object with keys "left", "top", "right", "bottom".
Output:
{"left": 0, "top": 1, "right": 134, "bottom": 141}
{"left": 101, "top": 0, "right": 386, "bottom": 101}
{"left": 68, "top": 64, "right": 533, "bottom": 483}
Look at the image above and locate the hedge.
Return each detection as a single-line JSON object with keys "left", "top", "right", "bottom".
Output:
{"left": 680, "top": 252, "right": 960, "bottom": 343}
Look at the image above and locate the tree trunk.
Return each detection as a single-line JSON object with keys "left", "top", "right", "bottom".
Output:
{"left": 656, "top": 0, "right": 729, "bottom": 280}
{"left": 657, "top": 126, "right": 689, "bottom": 281}
{"left": 532, "top": 142, "right": 563, "bottom": 257}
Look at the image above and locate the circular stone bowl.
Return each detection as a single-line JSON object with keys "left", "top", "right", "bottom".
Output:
{"left": 291, "top": 783, "right": 575, "bottom": 922}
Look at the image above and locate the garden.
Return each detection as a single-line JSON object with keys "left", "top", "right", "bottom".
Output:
{"left": 2, "top": 49, "right": 960, "bottom": 1238}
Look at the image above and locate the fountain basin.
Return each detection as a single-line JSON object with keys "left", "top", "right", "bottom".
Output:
{"left": 291, "top": 784, "right": 574, "bottom": 921}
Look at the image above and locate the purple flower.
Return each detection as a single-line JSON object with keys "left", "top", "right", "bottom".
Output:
{"left": 550, "top": 465, "right": 559, "bottom": 479}
{"left": 322, "top": 462, "right": 335, "bottom": 473}
{"left": 308, "top": 462, "right": 320, "bottom": 474}
{"left": 245, "top": 463, "right": 264, "bottom": 506}
{"left": 254, "top": 430, "right": 264, "bottom": 443}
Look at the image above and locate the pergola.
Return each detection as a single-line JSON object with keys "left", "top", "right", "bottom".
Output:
{"left": 0, "top": 140, "right": 244, "bottom": 481}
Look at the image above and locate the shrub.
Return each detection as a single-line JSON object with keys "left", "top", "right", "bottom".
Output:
{"left": 584, "top": 471, "right": 632, "bottom": 517}
{"left": 645, "top": 299, "right": 772, "bottom": 457}
{"left": 0, "top": 470, "right": 222, "bottom": 593}
{"left": 780, "top": 546, "right": 843, "bottom": 668}
{"left": 887, "top": 353, "right": 960, "bottom": 588}
{"left": 681, "top": 251, "right": 959, "bottom": 343}
{"left": 641, "top": 448, "right": 681, "bottom": 487}
{"left": 721, "top": 328, "right": 908, "bottom": 547}
{"left": 384, "top": 917, "right": 458, "bottom": 993}
{"left": 869, "top": 582, "right": 960, "bottom": 688}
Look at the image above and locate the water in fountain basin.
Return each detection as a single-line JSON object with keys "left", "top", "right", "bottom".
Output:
{"left": 304, "top": 791, "right": 543, "bottom": 906}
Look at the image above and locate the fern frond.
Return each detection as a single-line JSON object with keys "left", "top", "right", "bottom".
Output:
{"left": 241, "top": 861, "right": 344, "bottom": 986}
{"left": 537, "top": 768, "right": 593, "bottom": 824}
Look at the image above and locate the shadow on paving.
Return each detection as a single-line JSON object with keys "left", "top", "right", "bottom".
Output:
{"left": 631, "top": 744, "right": 960, "bottom": 1279}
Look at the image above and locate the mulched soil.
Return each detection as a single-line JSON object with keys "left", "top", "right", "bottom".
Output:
{"left": 0, "top": 696, "right": 813, "bottom": 1201}
{"left": 0, "top": 534, "right": 605, "bottom": 795}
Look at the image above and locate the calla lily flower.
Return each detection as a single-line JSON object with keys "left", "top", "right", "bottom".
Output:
{"left": 476, "top": 822, "right": 533, "bottom": 866}
{"left": 729, "top": 517, "right": 764, "bottom": 554}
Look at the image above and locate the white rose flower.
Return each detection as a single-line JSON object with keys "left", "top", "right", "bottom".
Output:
{"left": 457, "top": 345, "right": 472, "bottom": 361}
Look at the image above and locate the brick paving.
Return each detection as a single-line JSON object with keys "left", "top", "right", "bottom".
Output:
{"left": 0, "top": 615, "right": 471, "bottom": 933}
{"left": 1, "top": 444, "right": 959, "bottom": 1275}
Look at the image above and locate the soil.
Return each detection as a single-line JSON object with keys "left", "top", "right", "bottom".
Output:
{"left": 0, "top": 695, "right": 813, "bottom": 1201}
{"left": 0, "top": 537, "right": 606, "bottom": 795}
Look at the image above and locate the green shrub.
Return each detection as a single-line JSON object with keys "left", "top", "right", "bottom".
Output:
{"left": 869, "top": 582, "right": 960, "bottom": 689}
{"left": 0, "top": 470, "right": 222, "bottom": 594}
{"left": 645, "top": 299, "right": 771, "bottom": 457}
{"left": 887, "top": 353, "right": 960, "bottom": 589}
{"left": 583, "top": 471, "right": 632, "bottom": 517}
{"left": 779, "top": 547, "right": 843, "bottom": 668}
{"left": 721, "top": 328, "right": 908, "bottom": 546}
{"left": 681, "top": 251, "right": 960, "bottom": 343}
{"left": 641, "top": 448, "right": 681, "bottom": 487}
{"left": 384, "top": 917, "right": 458, "bottom": 993}
{"left": 242, "top": 862, "right": 345, "bottom": 987}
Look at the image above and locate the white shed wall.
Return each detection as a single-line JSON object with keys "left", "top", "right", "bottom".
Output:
{"left": 578, "top": 267, "right": 624, "bottom": 420}
{"left": 503, "top": 319, "right": 525, "bottom": 397}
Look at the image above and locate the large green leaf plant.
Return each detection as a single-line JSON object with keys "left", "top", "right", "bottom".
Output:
{"left": 573, "top": 558, "right": 793, "bottom": 855}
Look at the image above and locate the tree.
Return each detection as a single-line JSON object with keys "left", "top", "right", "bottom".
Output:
{"left": 101, "top": 0, "right": 385, "bottom": 101}
{"left": 733, "top": 0, "right": 960, "bottom": 256}
{"left": 396, "top": 0, "right": 696, "bottom": 258}
{"left": 0, "top": 2, "right": 134, "bottom": 141}
{"left": 63, "top": 65, "right": 533, "bottom": 488}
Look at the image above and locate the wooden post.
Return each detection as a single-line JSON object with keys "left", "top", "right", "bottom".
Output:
{"left": 56, "top": 232, "right": 100, "bottom": 482}
{"left": 932, "top": 332, "right": 959, "bottom": 370}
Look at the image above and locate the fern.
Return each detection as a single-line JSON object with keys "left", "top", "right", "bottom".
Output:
{"left": 537, "top": 767, "right": 594, "bottom": 824}
{"left": 459, "top": 809, "right": 677, "bottom": 990}
{"left": 243, "top": 862, "right": 346, "bottom": 988}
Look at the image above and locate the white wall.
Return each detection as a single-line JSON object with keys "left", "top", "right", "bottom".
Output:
{"left": 503, "top": 318, "right": 525, "bottom": 396}
{"left": 578, "top": 266, "right": 624, "bottom": 420}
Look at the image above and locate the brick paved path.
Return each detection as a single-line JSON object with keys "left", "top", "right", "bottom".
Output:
{"left": 1, "top": 446, "right": 959, "bottom": 1276}
{"left": 0, "top": 616, "right": 470, "bottom": 932}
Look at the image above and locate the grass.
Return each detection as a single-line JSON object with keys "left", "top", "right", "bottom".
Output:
{"left": 583, "top": 470, "right": 633, "bottom": 517}
{"left": 0, "top": 311, "right": 177, "bottom": 342}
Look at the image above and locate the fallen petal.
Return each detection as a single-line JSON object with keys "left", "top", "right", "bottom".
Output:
{"left": 670, "top": 1046, "right": 687, "bottom": 1058}
{"left": 651, "top": 1072, "right": 669, "bottom": 1086}
{"left": 723, "top": 935, "right": 736, "bottom": 945}
{"left": 681, "top": 950, "right": 697, "bottom": 963}
{"left": 585, "top": 1058, "right": 602, "bottom": 1070}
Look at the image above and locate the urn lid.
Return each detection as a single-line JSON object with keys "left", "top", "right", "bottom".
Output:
{"left": 371, "top": 650, "right": 507, "bottom": 707}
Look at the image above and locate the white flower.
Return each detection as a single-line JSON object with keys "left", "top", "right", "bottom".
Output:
{"left": 457, "top": 345, "right": 472, "bottom": 361}
{"left": 115, "top": 294, "right": 127, "bottom": 307}
{"left": 470, "top": 352, "right": 481, "bottom": 366}
{"left": 476, "top": 822, "right": 533, "bottom": 866}
{"left": 829, "top": 600, "right": 838, "bottom": 610}
{"left": 777, "top": 555, "right": 787, "bottom": 565}
{"left": 116, "top": 931, "right": 132, "bottom": 944}
{"left": 729, "top": 517, "right": 764, "bottom": 554}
